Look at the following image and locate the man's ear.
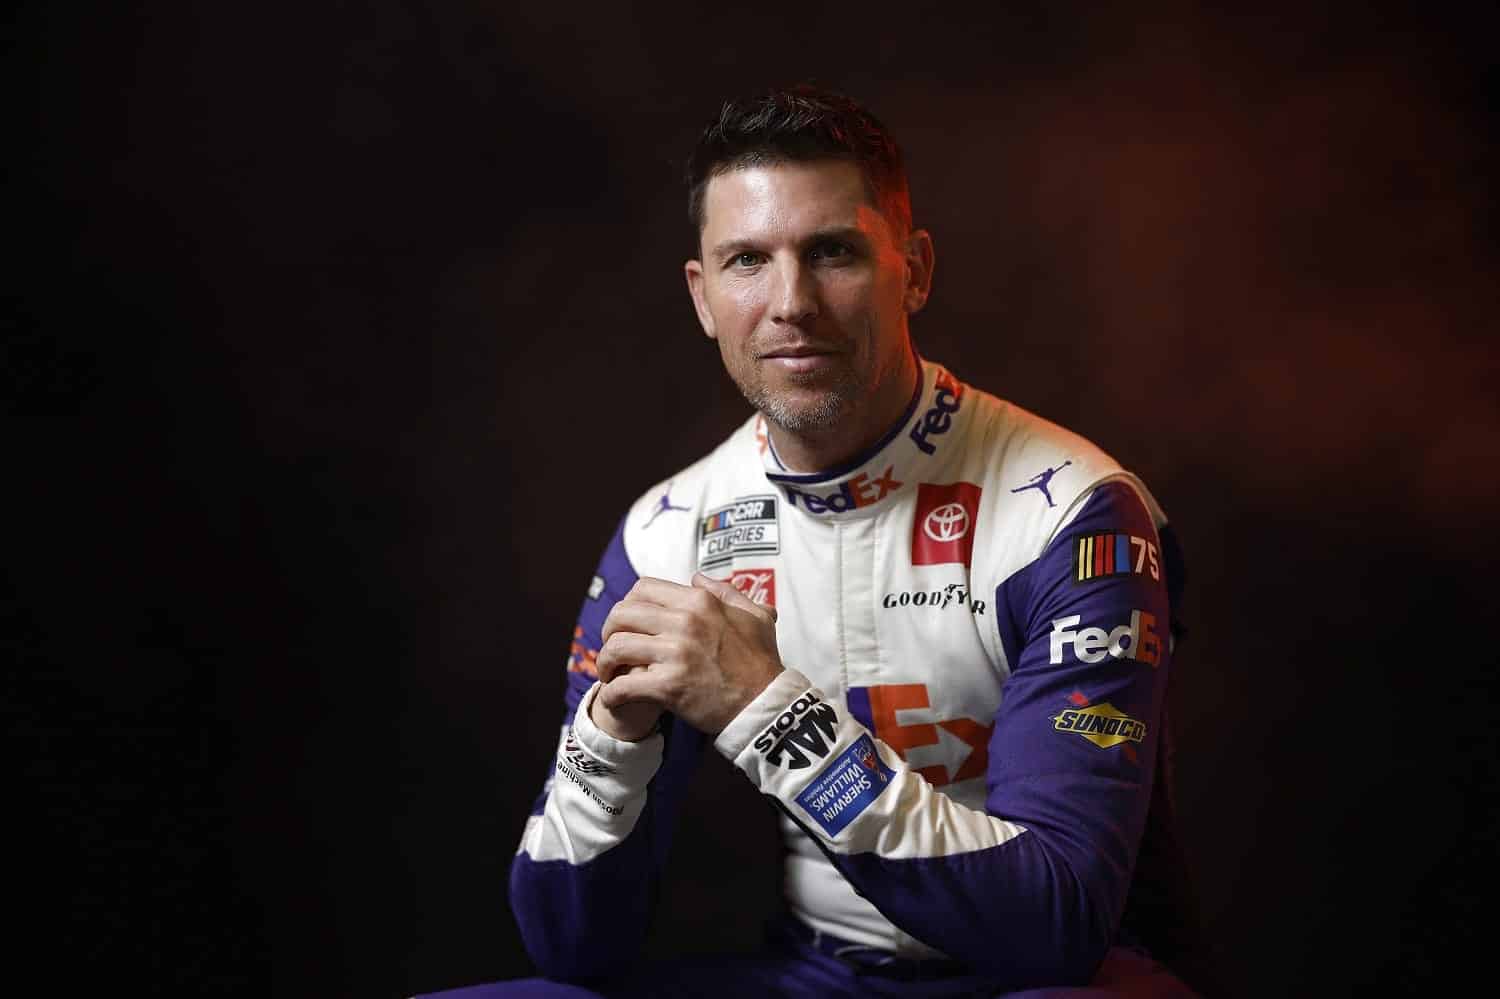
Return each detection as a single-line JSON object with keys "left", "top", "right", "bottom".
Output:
{"left": 684, "top": 258, "right": 717, "bottom": 340}
{"left": 902, "top": 229, "right": 935, "bottom": 314}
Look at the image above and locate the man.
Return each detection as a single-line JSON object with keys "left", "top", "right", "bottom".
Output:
{"left": 431, "top": 85, "right": 1201, "bottom": 997}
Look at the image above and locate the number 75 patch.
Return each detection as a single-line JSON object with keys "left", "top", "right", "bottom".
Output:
{"left": 1072, "top": 532, "right": 1159, "bottom": 584}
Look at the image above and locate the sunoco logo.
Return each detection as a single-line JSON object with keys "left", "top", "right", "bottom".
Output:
{"left": 698, "top": 495, "right": 779, "bottom": 569}
{"left": 1051, "top": 702, "right": 1147, "bottom": 748}
{"left": 754, "top": 691, "right": 839, "bottom": 769}
{"left": 881, "top": 583, "right": 986, "bottom": 615}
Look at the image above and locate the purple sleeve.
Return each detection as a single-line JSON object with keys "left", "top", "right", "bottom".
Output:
{"left": 506, "top": 516, "right": 708, "bottom": 981}
{"left": 831, "top": 480, "right": 1176, "bottom": 986}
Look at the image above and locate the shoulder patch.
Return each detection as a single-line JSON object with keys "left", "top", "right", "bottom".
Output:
{"left": 1070, "top": 531, "right": 1162, "bottom": 585}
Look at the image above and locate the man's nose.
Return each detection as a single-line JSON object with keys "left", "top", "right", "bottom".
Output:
{"left": 769, "top": 256, "right": 818, "bottom": 326}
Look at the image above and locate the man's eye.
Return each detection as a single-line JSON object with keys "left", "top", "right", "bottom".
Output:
{"left": 811, "top": 242, "right": 851, "bottom": 261}
{"left": 733, "top": 252, "right": 762, "bottom": 267}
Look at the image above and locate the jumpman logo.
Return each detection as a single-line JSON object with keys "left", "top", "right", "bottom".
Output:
{"left": 1010, "top": 460, "right": 1072, "bottom": 508}
{"left": 642, "top": 480, "right": 690, "bottom": 528}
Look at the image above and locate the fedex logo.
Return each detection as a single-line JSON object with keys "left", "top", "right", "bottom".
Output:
{"left": 1049, "top": 611, "right": 1161, "bottom": 667}
{"left": 784, "top": 466, "right": 901, "bottom": 514}
{"left": 909, "top": 368, "right": 964, "bottom": 455}
{"left": 846, "top": 683, "right": 993, "bottom": 787}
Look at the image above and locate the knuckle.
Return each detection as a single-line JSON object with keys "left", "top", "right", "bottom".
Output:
{"left": 668, "top": 608, "right": 695, "bottom": 637}
{"left": 597, "top": 635, "right": 619, "bottom": 664}
{"left": 683, "top": 616, "right": 712, "bottom": 645}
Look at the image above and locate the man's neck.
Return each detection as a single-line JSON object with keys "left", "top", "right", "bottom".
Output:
{"left": 767, "top": 351, "right": 921, "bottom": 474}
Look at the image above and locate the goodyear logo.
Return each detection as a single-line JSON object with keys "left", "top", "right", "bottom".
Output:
{"left": 1051, "top": 702, "right": 1146, "bottom": 748}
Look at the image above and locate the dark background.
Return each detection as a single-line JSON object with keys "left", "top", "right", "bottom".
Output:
{"left": 10, "top": 2, "right": 1497, "bottom": 996}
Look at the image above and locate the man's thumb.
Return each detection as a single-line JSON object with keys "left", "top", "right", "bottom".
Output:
{"left": 691, "top": 571, "right": 777, "bottom": 621}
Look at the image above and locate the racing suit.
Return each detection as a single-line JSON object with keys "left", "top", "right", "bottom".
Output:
{"left": 509, "top": 357, "right": 1185, "bottom": 992}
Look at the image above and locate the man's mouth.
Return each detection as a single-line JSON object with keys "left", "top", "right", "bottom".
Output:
{"left": 759, "top": 344, "right": 841, "bottom": 374}
{"left": 761, "top": 343, "right": 833, "bottom": 358}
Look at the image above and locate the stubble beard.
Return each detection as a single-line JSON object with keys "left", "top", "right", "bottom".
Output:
{"left": 739, "top": 365, "right": 864, "bottom": 434}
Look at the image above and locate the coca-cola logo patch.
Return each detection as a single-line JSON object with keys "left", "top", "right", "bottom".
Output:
{"left": 729, "top": 568, "right": 776, "bottom": 608}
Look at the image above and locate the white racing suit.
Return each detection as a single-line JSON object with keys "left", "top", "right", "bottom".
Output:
{"left": 510, "top": 357, "right": 1185, "bottom": 992}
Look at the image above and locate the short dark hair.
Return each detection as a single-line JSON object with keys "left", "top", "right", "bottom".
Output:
{"left": 686, "top": 85, "right": 911, "bottom": 250}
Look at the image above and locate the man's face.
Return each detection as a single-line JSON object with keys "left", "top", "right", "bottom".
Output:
{"left": 684, "top": 160, "right": 932, "bottom": 436}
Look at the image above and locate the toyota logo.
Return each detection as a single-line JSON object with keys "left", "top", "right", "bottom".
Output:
{"left": 923, "top": 502, "right": 970, "bottom": 542}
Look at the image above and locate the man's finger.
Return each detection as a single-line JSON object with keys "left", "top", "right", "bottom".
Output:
{"left": 596, "top": 668, "right": 664, "bottom": 713}
{"left": 691, "top": 571, "right": 777, "bottom": 622}
{"left": 601, "top": 600, "right": 684, "bottom": 643}
{"left": 596, "top": 632, "right": 667, "bottom": 683}
{"left": 626, "top": 576, "right": 704, "bottom": 609}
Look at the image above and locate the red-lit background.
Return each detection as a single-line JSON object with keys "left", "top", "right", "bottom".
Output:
{"left": 11, "top": 3, "right": 1496, "bottom": 995}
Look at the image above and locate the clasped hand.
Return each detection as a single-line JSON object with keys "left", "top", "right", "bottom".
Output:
{"left": 589, "top": 573, "right": 784, "bottom": 742}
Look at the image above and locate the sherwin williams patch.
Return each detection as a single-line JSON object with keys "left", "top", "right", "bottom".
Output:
{"left": 794, "top": 734, "right": 896, "bottom": 837}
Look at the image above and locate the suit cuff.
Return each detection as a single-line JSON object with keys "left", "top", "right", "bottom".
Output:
{"left": 565, "top": 682, "right": 664, "bottom": 795}
{"left": 714, "top": 669, "right": 814, "bottom": 761}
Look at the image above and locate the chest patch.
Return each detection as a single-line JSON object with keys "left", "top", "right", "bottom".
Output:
{"left": 699, "top": 495, "right": 779, "bottom": 569}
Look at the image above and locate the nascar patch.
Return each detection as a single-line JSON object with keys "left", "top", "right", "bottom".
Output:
{"left": 1051, "top": 702, "right": 1147, "bottom": 748}
{"left": 795, "top": 734, "right": 895, "bottom": 837}
{"left": 1072, "top": 532, "right": 1160, "bottom": 584}
{"left": 699, "top": 495, "right": 779, "bottom": 569}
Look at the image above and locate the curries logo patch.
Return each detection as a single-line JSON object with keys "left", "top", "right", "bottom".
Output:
{"left": 795, "top": 734, "right": 895, "bottom": 837}
{"left": 911, "top": 482, "right": 982, "bottom": 566}
{"left": 698, "top": 495, "right": 779, "bottom": 569}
